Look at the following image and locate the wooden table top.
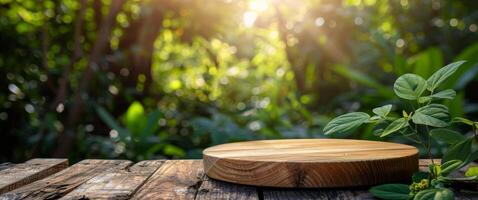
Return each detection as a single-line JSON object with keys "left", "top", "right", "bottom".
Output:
{"left": 0, "top": 159, "right": 476, "bottom": 200}
{"left": 204, "top": 139, "right": 418, "bottom": 162}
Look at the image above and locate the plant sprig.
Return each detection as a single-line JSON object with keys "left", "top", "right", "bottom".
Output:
{"left": 323, "top": 61, "right": 478, "bottom": 200}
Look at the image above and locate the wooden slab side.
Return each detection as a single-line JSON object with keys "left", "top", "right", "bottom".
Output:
{"left": 0, "top": 159, "right": 131, "bottom": 199}
{"left": 60, "top": 160, "right": 164, "bottom": 200}
{"left": 0, "top": 159, "right": 68, "bottom": 194}
{"left": 204, "top": 139, "right": 419, "bottom": 188}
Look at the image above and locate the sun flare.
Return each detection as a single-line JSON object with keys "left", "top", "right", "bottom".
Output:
{"left": 243, "top": 0, "right": 270, "bottom": 27}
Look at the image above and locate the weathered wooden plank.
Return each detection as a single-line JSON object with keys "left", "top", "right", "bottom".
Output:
{"left": 131, "top": 160, "right": 204, "bottom": 200}
{"left": 61, "top": 160, "right": 164, "bottom": 200}
{"left": 262, "top": 188, "right": 373, "bottom": 200}
{"left": 196, "top": 175, "right": 259, "bottom": 200}
{"left": 455, "top": 194, "right": 478, "bottom": 200}
{"left": 0, "top": 159, "right": 68, "bottom": 194}
{"left": 0, "top": 163, "right": 14, "bottom": 172}
{"left": 0, "top": 159, "right": 131, "bottom": 200}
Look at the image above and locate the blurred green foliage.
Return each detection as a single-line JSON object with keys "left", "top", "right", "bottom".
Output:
{"left": 1, "top": 0, "right": 478, "bottom": 162}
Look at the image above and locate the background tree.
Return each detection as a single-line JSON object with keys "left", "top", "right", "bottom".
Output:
{"left": 1, "top": 0, "right": 478, "bottom": 162}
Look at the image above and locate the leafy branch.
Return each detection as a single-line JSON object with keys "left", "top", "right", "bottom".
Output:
{"left": 324, "top": 61, "right": 478, "bottom": 200}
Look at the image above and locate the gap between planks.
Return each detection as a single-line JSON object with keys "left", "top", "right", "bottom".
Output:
{"left": 131, "top": 160, "right": 207, "bottom": 199}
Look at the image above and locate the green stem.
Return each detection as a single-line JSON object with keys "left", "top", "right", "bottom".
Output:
{"left": 410, "top": 125, "right": 434, "bottom": 165}
{"left": 427, "top": 90, "right": 434, "bottom": 106}
{"left": 425, "top": 125, "right": 434, "bottom": 165}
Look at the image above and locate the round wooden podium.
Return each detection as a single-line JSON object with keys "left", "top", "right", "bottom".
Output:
{"left": 203, "top": 139, "right": 419, "bottom": 188}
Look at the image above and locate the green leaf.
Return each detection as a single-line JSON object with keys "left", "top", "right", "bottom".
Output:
{"left": 420, "top": 90, "right": 456, "bottom": 103}
{"left": 463, "top": 150, "right": 478, "bottom": 167}
{"left": 123, "top": 101, "right": 147, "bottom": 136}
{"left": 370, "top": 115, "right": 382, "bottom": 121}
{"left": 394, "top": 73, "right": 427, "bottom": 100}
{"left": 434, "top": 188, "right": 454, "bottom": 200}
{"left": 427, "top": 61, "right": 465, "bottom": 91}
{"left": 412, "top": 112, "right": 447, "bottom": 127}
{"left": 440, "top": 160, "right": 463, "bottom": 176}
{"left": 369, "top": 184, "right": 411, "bottom": 200}
{"left": 429, "top": 164, "right": 441, "bottom": 178}
{"left": 442, "top": 139, "right": 472, "bottom": 163}
{"left": 373, "top": 104, "right": 392, "bottom": 118}
{"left": 430, "top": 89, "right": 456, "bottom": 100}
{"left": 452, "top": 117, "right": 474, "bottom": 126}
{"left": 438, "top": 176, "right": 478, "bottom": 182}
{"left": 465, "top": 166, "right": 478, "bottom": 177}
{"left": 380, "top": 118, "right": 409, "bottom": 137}
{"left": 163, "top": 144, "right": 186, "bottom": 157}
{"left": 414, "top": 188, "right": 454, "bottom": 200}
{"left": 141, "top": 110, "right": 161, "bottom": 137}
{"left": 323, "top": 112, "right": 371, "bottom": 135}
{"left": 412, "top": 104, "right": 449, "bottom": 127}
{"left": 414, "top": 189, "right": 436, "bottom": 200}
{"left": 429, "top": 128, "right": 465, "bottom": 144}
{"left": 456, "top": 150, "right": 478, "bottom": 170}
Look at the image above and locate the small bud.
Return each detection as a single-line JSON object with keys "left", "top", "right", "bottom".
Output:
{"left": 402, "top": 110, "right": 408, "bottom": 118}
